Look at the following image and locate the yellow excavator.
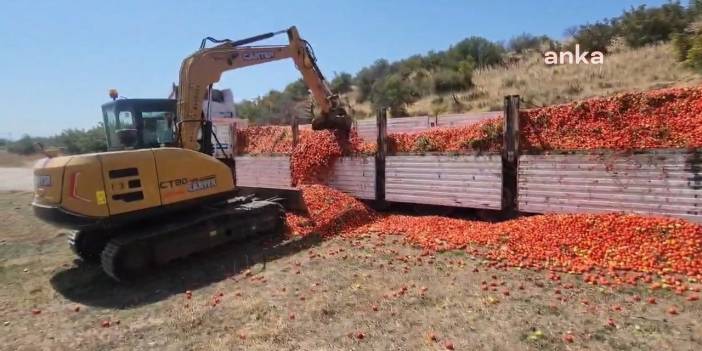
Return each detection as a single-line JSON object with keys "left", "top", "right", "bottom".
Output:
{"left": 32, "top": 26, "right": 352, "bottom": 281}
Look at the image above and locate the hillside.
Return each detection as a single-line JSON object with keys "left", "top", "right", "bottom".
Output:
{"left": 345, "top": 43, "right": 702, "bottom": 118}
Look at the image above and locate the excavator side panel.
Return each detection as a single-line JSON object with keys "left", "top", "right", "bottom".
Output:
{"left": 99, "top": 150, "right": 161, "bottom": 215}
{"left": 33, "top": 156, "right": 71, "bottom": 205}
{"left": 152, "top": 148, "right": 235, "bottom": 205}
{"left": 61, "top": 155, "right": 109, "bottom": 218}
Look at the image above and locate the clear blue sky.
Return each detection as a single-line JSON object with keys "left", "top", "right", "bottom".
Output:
{"left": 0, "top": 0, "right": 669, "bottom": 138}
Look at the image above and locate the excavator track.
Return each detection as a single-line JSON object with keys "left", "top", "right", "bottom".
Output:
{"left": 100, "top": 199, "right": 285, "bottom": 282}
{"left": 69, "top": 230, "right": 111, "bottom": 264}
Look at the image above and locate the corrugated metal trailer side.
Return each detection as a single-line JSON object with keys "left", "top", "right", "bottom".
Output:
{"left": 518, "top": 151, "right": 702, "bottom": 223}
{"left": 385, "top": 154, "right": 503, "bottom": 209}
{"left": 325, "top": 157, "right": 376, "bottom": 200}
{"left": 234, "top": 156, "right": 293, "bottom": 189}
{"left": 234, "top": 156, "right": 376, "bottom": 200}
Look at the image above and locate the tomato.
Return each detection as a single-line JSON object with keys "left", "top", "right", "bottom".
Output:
{"left": 563, "top": 333, "right": 575, "bottom": 343}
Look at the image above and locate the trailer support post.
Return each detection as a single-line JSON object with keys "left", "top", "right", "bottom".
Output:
{"left": 502, "top": 95, "right": 520, "bottom": 216}
{"left": 375, "top": 108, "right": 388, "bottom": 207}
{"left": 291, "top": 115, "right": 299, "bottom": 147}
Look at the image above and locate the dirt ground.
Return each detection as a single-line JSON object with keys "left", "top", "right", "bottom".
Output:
{"left": 0, "top": 151, "right": 37, "bottom": 192}
{"left": 1, "top": 191, "right": 701, "bottom": 351}
{"left": 0, "top": 151, "right": 41, "bottom": 168}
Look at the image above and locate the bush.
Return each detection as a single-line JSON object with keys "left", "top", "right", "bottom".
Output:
{"left": 566, "top": 21, "right": 617, "bottom": 53}
{"left": 617, "top": 3, "right": 689, "bottom": 48}
{"left": 433, "top": 69, "right": 470, "bottom": 94}
{"left": 672, "top": 32, "right": 693, "bottom": 61}
{"left": 330, "top": 72, "right": 353, "bottom": 94}
{"left": 55, "top": 126, "right": 107, "bottom": 154}
{"left": 567, "top": 2, "right": 693, "bottom": 54}
{"left": 508, "top": 33, "right": 555, "bottom": 53}
{"left": 668, "top": 16, "right": 702, "bottom": 71}
{"left": 448, "top": 37, "right": 505, "bottom": 68}
{"left": 370, "top": 74, "right": 419, "bottom": 117}
{"left": 354, "top": 59, "right": 392, "bottom": 102}
{"left": 406, "top": 69, "right": 434, "bottom": 96}
{"left": 6, "top": 126, "right": 107, "bottom": 156}
{"left": 7, "top": 135, "right": 36, "bottom": 155}
{"left": 684, "top": 34, "right": 702, "bottom": 71}
{"left": 236, "top": 99, "right": 267, "bottom": 122}
{"left": 283, "top": 79, "right": 309, "bottom": 101}
{"left": 351, "top": 36, "right": 501, "bottom": 104}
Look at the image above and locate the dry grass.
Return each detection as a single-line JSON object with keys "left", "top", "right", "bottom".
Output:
{"left": 2, "top": 191, "right": 702, "bottom": 350}
{"left": 346, "top": 43, "right": 702, "bottom": 119}
{"left": 464, "top": 43, "right": 702, "bottom": 111}
{"left": 0, "top": 150, "right": 42, "bottom": 167}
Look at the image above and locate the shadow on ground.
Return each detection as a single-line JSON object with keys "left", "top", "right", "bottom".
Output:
{"left": 50, "top": 233, "right": 322, "bottom": 309}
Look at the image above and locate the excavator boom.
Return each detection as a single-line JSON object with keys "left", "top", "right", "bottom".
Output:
{"left": 177, "top": 26, "right": 351, "bottom": 152}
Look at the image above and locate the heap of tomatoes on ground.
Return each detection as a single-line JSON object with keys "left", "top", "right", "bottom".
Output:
{"left": 287, "top": 185, "right": 702, "bottom": 283}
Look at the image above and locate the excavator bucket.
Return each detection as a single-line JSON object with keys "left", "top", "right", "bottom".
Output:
{"left": 311, "top": 109, "right": 353, "bottom": 134}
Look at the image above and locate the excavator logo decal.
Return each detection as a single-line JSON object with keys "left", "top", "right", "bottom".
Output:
{"left": 187, "top": 175, "right": 217, "bottom": 192}
{"left": 242, "top": 51, "right": 274, "bottom": 61}
{"left": 159, "top": 178, "right": 188, "bottom": 189}
{"left": 159, "top": 175, "right": 217, "bottom": 193}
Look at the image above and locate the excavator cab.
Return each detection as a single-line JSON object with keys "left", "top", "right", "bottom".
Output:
{"left": 101, "top": 99, "right": 177, "bottom": 150}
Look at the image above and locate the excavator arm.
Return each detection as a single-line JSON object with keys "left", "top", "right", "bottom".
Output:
{"left": 177, "top": 26, "right": 351, "bottom": 152}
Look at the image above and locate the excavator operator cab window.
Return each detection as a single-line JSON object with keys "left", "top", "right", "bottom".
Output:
{"left": 116, "top": 111, "right": 138, "bottom": 148}
{"left": 102, "top": 99, "right": 177, "bottom": 150}
{"left": 141, "top": 111, "right": 175, "bottom": 147}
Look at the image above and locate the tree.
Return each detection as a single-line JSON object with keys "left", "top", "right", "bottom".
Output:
{"left": 370, "top": 74, "right": 419, "bottom": 117}
{"left": 508, "top": 33, "right": 555, "bottom": 53}
{"left": 406, "top": 69, "right": 434, "bottom": 96}
{"left": 684, "top": 34, "right": 702, "bottom": 71}
{"left": 5, "top": 125, "right": 107, "bottom": 155}
{"left": 330, "top": 72, "right": 353, "bottom": 94}
{"left": 456, "top": 58, "right": 475, "bottom": 86}
{"left": 55, "top": 125, "right": 107, "bottom": 154}
{"left": 7, "top": 135, "right": 36, "bottom": 155}
{"left": 433, "top": 69, "right": 469, "bottom": 94}
{"left": 236, "top": 79, "right": 311, "bottom": 124}
{"left": 354, "top": 59, "right": 392, "bottom": 102}
{"left": 691, "top": 0, "right": 702, "bottom": 16}
{"left": 617, "top": 3, "right": 689, "bottom": 47}
{"left": 283, "top": 79, "right": 309, "bottom": 101}
{"left": 447, "top": 36, "right": 505, "bottom": 68}
{"left": 236, "top": 100, "right": 262, "bottom": 121}
{"left": 672, "top": 32, "right": 693, "bottom": 61}
{"left": 567, "top": 21, "right": 618, "bottom": 53}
